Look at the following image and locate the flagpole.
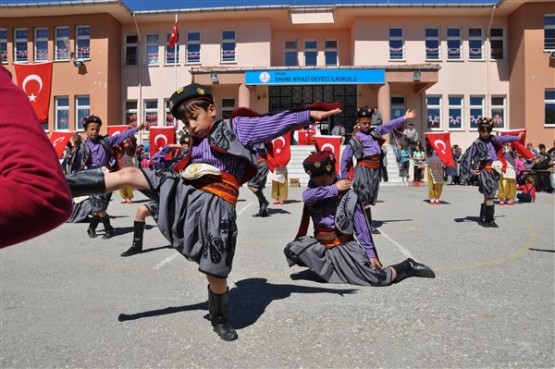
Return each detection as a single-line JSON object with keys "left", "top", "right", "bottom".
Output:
{"left": 174, "top": 13, "right": 178, "bottom": 92}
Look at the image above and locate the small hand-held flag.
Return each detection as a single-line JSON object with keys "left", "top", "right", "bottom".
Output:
{"left": 168, "top": 17, "right": 179, "bottom": 49}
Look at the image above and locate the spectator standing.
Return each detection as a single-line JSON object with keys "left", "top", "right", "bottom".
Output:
{"left": 412, "top": 140, "right": 426, "bottom": 185}
{"left": 403, "top": 123, "right": 419, "bottom": 156}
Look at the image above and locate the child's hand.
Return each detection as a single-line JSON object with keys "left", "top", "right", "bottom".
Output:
{"left": 404, "top": 109, "right": 417, "bottom": 120}
{"left": 369, "top": 257, "right": 383, "bottom": 270}
{"left": 335, "top": 179, "right": 352, "bottom": 192}
{"left": 310, "top": 108, "right": 342, "bottom": 122}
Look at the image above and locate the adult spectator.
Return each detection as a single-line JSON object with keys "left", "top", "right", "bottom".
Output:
{"left": 403, "top": 123, "right": 419, "bottom": 156}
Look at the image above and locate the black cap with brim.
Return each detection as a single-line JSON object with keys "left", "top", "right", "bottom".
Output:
{"left": 169, "top": 83, "right": 214, "bottom": 118}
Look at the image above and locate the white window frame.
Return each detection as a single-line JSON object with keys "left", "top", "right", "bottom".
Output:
{"left": 284, "top": 40, "right": 298, "bottom": 66}
{"left": 55, "top": 26, "right": 70, "bottom": 61}
{"left": 125, "top": 101, "right": 138, "bottom": 126}
{"left": 221, "top": 30, "right": 236, "bottom": 63}
{"left": 426, "top": 95, "right": 442, "bottom": 130}
{"left": 144, "top": 99, "right": 158, "bottom": 125}
{"left": 75, "top": 95, "right": 90, "bottom": 132}
{"left": 469, "top": 95, "right": 485, "bottom": 129}
{"left": 55, "top": 96, "right": 70, "bottom": 131}
{"left": 389, "top": 27, "right": 404, "bottom": 60}
{"left": 447, "top": 27, "right": 462, "bottom": 61}
{"left": 390, "top": 96, "right": 405, "bottom": 119}
{"left": 304, "top": 40, "right": 318, "bottom": 66}
{"left": 468, "top": 27, "right": 483, "bottom": 60}
{"left": 448, "top": 95, "right": 464, "bottom": 131}
{"left": 164, "top": 98, "right": 175, "bottom": 126}
{"left": 145, "top": 34, "right": 159, "bottom": 66}
{"left": 14, "top": 28, "right": 28, "bottom": 62}
{"left": 490, "top": 27, "right": 505, "bottom": 60}
{"left": 0, "top": 28, "right": 8, "bottom": 63}
{"left": 324, "top": 40, "right": 338, "bottom": 66}
{"left": 545, "top": 89, "right": 555, "bottom": 127}
{"left": 34, "top": 27, "right": 48, "bottom": 62}
{"left": 491, "top": 96, "right": 506, "bottom": 129}
{"left": 425, "top": 28, "right": 440, "bottom": 60}
{"left": 124, "top": 34, "right": 139, "bottom": 66}
{"left": 75, "top": 25, "right": 90, "bottom": 60}
{"left": 545, "top": 14, "right": 555, "bottom": 51}
{"left": 186, "top": 31, "right": 201, "bottom": 64}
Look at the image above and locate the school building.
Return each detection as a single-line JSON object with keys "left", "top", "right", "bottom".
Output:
{"left": 1, "top": 0, "right": 554, "bottom": 149}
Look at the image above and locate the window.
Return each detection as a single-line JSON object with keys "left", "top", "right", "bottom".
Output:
{"left": 125, "top": 101, "right": 138, "bottom": 126}
{"left": 125, "top": 35, "right": 138, "bottom": 65}
{"left": 324, "top": 40, "right": 337, "bottom": 66}
{"left": 0, "top": 29, "right": 7, "bottom": 63}
{"left": 221, "top": 30, "right": 236, "bottom": 63}
{"left": 389, "top": 28, "right": 404, "bottom": 60}
{"left": 14, "top": 28, "right": 28, "bottom": 62}
{"left": 165, "top": 33, "right": 179, "bottom": 64}
{"left": 144, "top": 99, "right": 158, "bottom": 125}
{"left": 426, "top": 96, "right": 442, "bottom": 129}
{"left": 285, "top": 40, "right": 298, "bottom": 66}
{"left": 468, "top": 28, "right": 483, "bottom": 60}
{"left": 75, "top": 96, "right": 90, "bottom": 131}
{"left": 55, "top": 26, "right": 70, "bottom": 61}
{"left": 145, "top": 34, "right": 159, "bottom": 65}
{"left": 491, "top": 96, "right": 506, "bottom": 129}
{"left": 55, "top": 96, "right": 70, "bottom": 131}
{"left": 448, "top": 96, "right": 463, "bottom": 130}
{"left": 390, "top": 96, "right": 405, "bottom": 119}
{"left": 34, "top": 28, "right": 48, "bottom": 61}
{"left": 164, "top": 98, "right": 175, "bottom": 125}
{"left": 186, "top": 32, "right": 200, "bottom": 64}
{"left": 76, "top": 25, "right": 90, "bottom": 60}
{"left": 490, "top": 28, "right": 504, "bottom": 60}
{"left": 447, "top": 28, "right": 461, "bottom": 60}
{"left": 304, "top": 40, "right": 317, "bottom": 66}
{"left": 221, "top": 98, "right": 235, "bottom": 120}
{"left": 545, "top": 14, "right": 555, "bottom": 50}
{"left": 469, "top": 95, "right": 484, "bottom": 129}
{"left": 545, "top": 89, "right": 555, "bottom": 126}
{"left": 425, "top": 28, "right": 440, "bottom": 60}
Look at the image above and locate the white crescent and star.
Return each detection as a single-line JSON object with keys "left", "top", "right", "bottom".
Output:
{"left": 154, "top": 134, "right": 168, "bottom": 148}
{"left": 51, "top": 137, "right": 66, "bottom": 147}
{"left": 434, "top": 139, "right": 447, "bottom": 154}
{"left": 320, "top": 143, "right": 336, "bottom": 153}
{"left": 22, "top": 74, "right": 43, "bottom": 102}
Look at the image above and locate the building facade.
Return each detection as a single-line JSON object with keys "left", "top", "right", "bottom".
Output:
{"left": 1, "top": 0, "right": 554, "bottom": 149}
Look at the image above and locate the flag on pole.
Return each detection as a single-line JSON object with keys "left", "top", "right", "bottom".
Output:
{"left": 49, "top": 131, "right": 74, "bottom": 159}
{"left": 313, "top": 135, "right": 343, "bottom": 173}
{"left": 425, "top": 132, "right": 455, "bottom": 167}
{"left": 168, "top": 18, "right": 179, "bottom": 49}
{"left": 14, "top": 61, "right": 53, "bottom": 123}
{"left": 499, "top": 129, "right": 535, "bottom": 159}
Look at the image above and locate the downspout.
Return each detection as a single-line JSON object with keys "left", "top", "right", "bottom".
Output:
{"left": 133, "top": 13, "right": 143, "bottom": 143}
{"left": 486, "top": 4, "right": 496, "bottom": 118}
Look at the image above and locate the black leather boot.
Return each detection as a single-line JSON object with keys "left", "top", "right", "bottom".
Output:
{"left": 66, "top": 167, "right": 107, "bottom": 197}
{"left": 252, "top": 190, "right": 269, "bottom": 217}
{"left": 88, "top": 215, "right": 100, "bottom": 238}
{"left": 208, "top": 286, "right": 238, "bottom": 341}
{"left": 121, "top": 221, "right": 144, "bottom": 257}
{"left": 478, "top": 204, "right": 487, "bottom": 226}
{"left": 363, "top": 207, "right": 380, "bottom": 234}
{"left": 100, "top": 216, "right": 114, "bottom": 239}
{"left": 484, "top": 205, "right": 499, "bottom": 228}
{"left": 391, "top": 258, "right": 435, "bottom": 284}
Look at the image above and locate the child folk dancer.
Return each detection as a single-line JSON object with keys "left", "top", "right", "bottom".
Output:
{"left": 341, "top": 107, "right": 417, "bottom": 234}
{"left": 284, "top": 151, "right": 435, "bottom": 286}
{"left": 426, "top": 146, "right": 445, "bottom": 204}
{"left": 248, "top": 143, "right": 270, "bottom": 217}
{"left": 116, "top": 137, "right": 138, "bottom": 204}
{"left": 66, "top": 83, "right": 342, "bottom": 341}
{"left": 460, "top": 117, "right": 523, "bottom": 228}
{"left": 73, "top": 115, "right": 146, "bottom": 239}
{"left": 494, "top": 145, "right": 517, "bottom": 206}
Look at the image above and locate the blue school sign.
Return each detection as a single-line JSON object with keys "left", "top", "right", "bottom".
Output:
{"left": 245, "top": 69, "right": 385, "bottom": 85}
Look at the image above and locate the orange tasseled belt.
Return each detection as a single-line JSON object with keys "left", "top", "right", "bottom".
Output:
{"left": 190, "top": 171, "right": 240, "bottom": 205}
{"left": 314, "top": 226, "right": 354, "bottom": 249}
{"left": 357, "top": 155, "right": 381, "bottom": 169}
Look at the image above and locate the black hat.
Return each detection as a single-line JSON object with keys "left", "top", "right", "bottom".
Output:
{"left": 303, "top": 150, "right": 336, "bottom": 177}
{"left": 356, "top": 106, "right": 373, "bottom": 119}
{"left": 478, "top": 117, "right": 493, "bottom": 132}
{"left": 83, "top": 115, "right": 102, "bottom": 127}
{"left": 169, "top": 83, "right": 214, "bottom": 118}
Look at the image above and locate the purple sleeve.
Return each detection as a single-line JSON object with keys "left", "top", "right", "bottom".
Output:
{"left": 353, "top": 203, "right": 376, "bottom": 259}
{"left": 375, "top": 117, "right": 406, "bottom": 135}
{"left": 106, "top": 127, "right": 138, "bottom": 147}
{"left": 495, "top": 135, "right": 521, "bottom": 145}
{"left": 150, "top": 146, "right": 173, "bottom": 168}
{"left": 233, "top": 110, "right": 312, "bottom": 146}
{"left": 340, "top": 143, "right": 354, "bottom": 179}
{"left": 303, "top": 182, "right": 339, "bottom": 206}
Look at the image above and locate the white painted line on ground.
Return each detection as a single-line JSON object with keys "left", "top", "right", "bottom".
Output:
{"left": 237, "top": 202, "right": 253, "bottom": 216}
{"left": 153, "top": 253, "right": 179, "bottom": 270}
{"left": 379, "top": 230, "right": 414, "bottom": 259}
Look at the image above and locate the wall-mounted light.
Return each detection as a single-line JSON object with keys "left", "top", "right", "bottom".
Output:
{"left": 73, "top": 60, "right": 84, "bottom": 68}
{"left": 413, "top": 71, "right": 421, "bottom": 82}
{"left": 210, "top": 72, "right": 219, "bottom": 84}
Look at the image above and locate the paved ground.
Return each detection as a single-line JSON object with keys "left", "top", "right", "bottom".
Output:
{"left": 1, "top": 184, "right": 554, "bottom": 369}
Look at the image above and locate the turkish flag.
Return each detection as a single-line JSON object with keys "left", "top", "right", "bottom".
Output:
{"left": 425, "top": 132, "right": 455, "bottom": 167}
{"left": 499, "top": 129, "right": 535, "bottom": 159}
{"left": 297, "top": 128, "right": 316, "bottom": 145}
{"left": 149, "top": 126, "right": 175, "bottom": 158}
{"left": 107, "top": 125, "right": 130, "bottom": 137}
{"left": 14, "top": 61, "right": 53, "bottom": 123}
{"left": 49, "top": 131, "right": 74, "bottom": 159}
{"left": 314, "top": 135, "right": 343, "bottom": 173}
{"left": 267, "top": 133, "right": 291, "bottom": 171}
{"left": 168, "top": 20, "right": 179, "bottom": 49}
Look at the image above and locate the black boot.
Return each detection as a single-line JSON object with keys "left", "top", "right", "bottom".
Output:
{"left": 66, "top": 167, "right": 107, "bottom": 197}
{"left": 478, "top": 204, "right": 487, "bottom": 226}
{"left": 88, "top": 215, "right": 100, "bottom": 238}
{"left": 208, "top": 286, "right": 238, "bottom": 341}
{"left": 252, "top": 190, "right": 269, "bottom": 217}
{"left": 100, "top": 216, "right": 114, "bottom": 239}
{"left": 363, "top": 207, "right": 380, "bottom": 234}
{"left": 121, "top": 221, "right": 145, "bottom": 257}
{"left": 484, "top": 205, "right": 499, "bottom": 228}
{"left": 391, "top": 258, "right": 435, "bottom": 284}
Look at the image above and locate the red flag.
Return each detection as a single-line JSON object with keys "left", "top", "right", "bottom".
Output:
{"left": 168, "top": 20, "right": 179, "bottom": 49}
{"left": 49, "top": 131, "right": 74, "bottom": 159}
{"left": 499, "top": 128, "right": 526, "bottom": 145}
{"left": 107, "top": 125, "right": 131, "bottom": 137}
{"left": 314, "top": 135, "right": 343, "bottom": 173}
{"left": 14, "top": 62, "right": 53, "bottom": 123}
{"left": 267, "top": 134, "right": 291, "bottom": 171}
{"left": 425, "top": 132, "right": 455, "bottom": 167}
{"left": 499, "top": 129, "right": 535, "bottom": 159}
{"left": 149, "top": 127, "right": 175, "bottom": 158}
{"left": 297, "top": 128, "right": 316, "bottom": 145}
